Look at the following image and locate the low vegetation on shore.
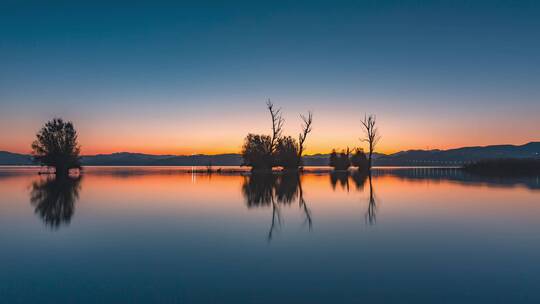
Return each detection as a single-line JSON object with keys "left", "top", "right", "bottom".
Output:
{"left": 463, "top": 158, "right": 540, "bottom": 176}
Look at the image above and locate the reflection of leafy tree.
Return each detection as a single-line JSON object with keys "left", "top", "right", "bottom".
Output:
{"left": 351, "top": 170, "right": 368, "bottom": 191}
{"left": 242, "top": 173, "right": 312, "bottom": 241}
{"left": 242, "top": 173, "right": 276, "bottom": 207}
{"left": 30, "top": 176, "right": 82, "bottom": 229}
{"left": 275, "top": 172, "right": 300, "bottom": 204}
{"left": 329, "top": 149, "right": 351, "bottom": 171}
{"left": 350, "top": 148, "right": 369, "bottom": 172}
{"left": 330, "top": 171, "right": 349, "bottom": 191}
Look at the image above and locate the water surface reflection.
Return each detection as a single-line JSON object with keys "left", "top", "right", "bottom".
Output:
{"left": 0, "top": 167, "right": 538, "bottom": 303}
{"left": 242, "top": 173, "right": 312, "bottom": 240}
{"left": 29, "top": 176, "right": 82, "bottom": 229}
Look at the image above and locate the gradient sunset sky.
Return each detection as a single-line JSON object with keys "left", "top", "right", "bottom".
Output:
{"left": 1, "top": 1, "right": 539, "bottom": 155}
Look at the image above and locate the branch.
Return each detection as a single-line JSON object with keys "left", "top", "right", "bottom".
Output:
{"left": 267, "top": 99, "right": 284, "bottom": 153}
{"left": 298, "top": 111, "right": 313, "bottom": 158}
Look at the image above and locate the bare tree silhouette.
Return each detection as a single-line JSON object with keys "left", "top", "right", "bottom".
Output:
{"left": 360, "top": 114, "right": 381, "bottom": 170}
{"left": 297, "top": 112, "right": 313, "bottom": 168}
{"left": 297, "top": 175, "right": 312, "bottom": 230}
{"left": 267, "top": 99, "right": 284, "bottom": 156}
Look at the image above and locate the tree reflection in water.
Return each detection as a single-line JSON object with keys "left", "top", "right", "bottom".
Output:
{"left": 29, "top": 176, "right": 82, "bottom": 229}
{"left": 242, "top": 172, "right": 312, "bottom": 241}
{"left": 365, "top": 174, "right": 377, "bottom": 225}
{"left": 330, "top": 170, "right": 377, "bottom": 225}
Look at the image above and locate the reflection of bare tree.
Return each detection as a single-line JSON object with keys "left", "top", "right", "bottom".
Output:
{"left": 328, "top": 170, "right": 377, "bottom": 225}
{"left": 298, "top": 175, "right": 312, "bottom": 231}
{"left": 29, "top": 176, "right": 82, "bottom": 229}
{"left": 268, "top": 196, "right": 281, "bottom": 241}
{"left": 365, "top": 174, "right": 377, "bottom": 225}
{"left": 242, "top": 172, "right": 312, "bottom": 241}
{"left": 351, "top": 170, "right": 368, "bottom": 191}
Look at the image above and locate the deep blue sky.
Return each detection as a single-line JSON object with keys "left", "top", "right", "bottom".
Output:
{"left": 1, "top": 0, "right": 539, "bottom": 154}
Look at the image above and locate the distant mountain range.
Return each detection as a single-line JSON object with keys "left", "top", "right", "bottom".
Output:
{"left": 1, "top": 142, "right": 538, "bottom": 166}
{"left": 375, "top": 142, "right": 540, "bottom": 166}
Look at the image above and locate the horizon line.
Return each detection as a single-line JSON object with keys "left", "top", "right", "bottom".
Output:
{"left": 2, "top": 140, "right": 538, "bottom": 157}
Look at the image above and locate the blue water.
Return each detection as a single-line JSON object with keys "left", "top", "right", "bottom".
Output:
{"left": 0, "top": 167, "right": 539, "bottom": 303}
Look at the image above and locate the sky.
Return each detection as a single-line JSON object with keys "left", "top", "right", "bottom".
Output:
{"left": 1, "top": 0, "right": 539, "bottom": 155}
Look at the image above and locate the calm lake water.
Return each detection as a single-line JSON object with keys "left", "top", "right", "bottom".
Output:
{"left": 1, "top": 166, "right": 539, "bottom": 303}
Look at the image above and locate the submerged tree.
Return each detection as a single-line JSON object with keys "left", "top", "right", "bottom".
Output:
{"left": 242, "top": 100, "right": 312, "bottom": 171}
{"left": 241, "top": 101, "right": 283, "bottom": 171}
{"left": 329, "top": 148, "right": 351, "bottom": 171}
{"left": 360, "top": 114, "right": 381, "bottom": 170}
{"left": 276, "top": 136, "right": 300, "bottom": 170}
{"left": 31, "top": 118, "right": 81, "bottom": 177}
{"left": 350, "top": 148, "right": 369, "bottom": 172}
{"left": 241, "top": 134, "right": 274, "bottom": 170}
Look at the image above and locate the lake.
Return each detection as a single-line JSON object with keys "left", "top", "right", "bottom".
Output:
{"left": 1, "top": 166, "right": 539, "bottom": 303}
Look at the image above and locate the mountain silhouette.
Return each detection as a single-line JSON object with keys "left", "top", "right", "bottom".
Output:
{"left": 1, "top": 142, "right": 538, "bottom": 166}
{"left": 375, "top": 142, "right": 540, "bottom": 166}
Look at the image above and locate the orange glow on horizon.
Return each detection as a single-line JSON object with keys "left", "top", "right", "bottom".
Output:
{"left": 1, "top": 139, "right": 538, "bottom": 156}
{"left": 0, "top": 112, "right": 537, "bottom": 156}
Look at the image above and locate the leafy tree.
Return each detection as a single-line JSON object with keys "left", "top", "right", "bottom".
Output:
{"left": 350, "top": 148, "right": 369, "bottom": 171}
{"left": 276, "top": 136, "right": 300, "bottom": 170}
{"left": 329, "top": 148, "right": 351, "bottom": 171}
{"left": 241, "top": 134, "right": 273, "bottom": 170}
{"left": 31, "top": 118, "right": 81, "bottom": 177}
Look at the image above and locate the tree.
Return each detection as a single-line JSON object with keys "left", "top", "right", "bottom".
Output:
{"left": 267, "top": 100, "right": 284, "bottom": 156}
{"left": 360, "top": 114, "right": 381, "bottom": 170}
{"left": 241, "top": 101, "right": 283, "bottom": 171}
{"left": 242, "top": 100, "right": 312, "bottom": 171}
{"left": 276, "top": 136, "right": 300, "bottom": 170}
{"left": 241, "top": 134, "right": 273, "bottom": 170}
{"left": 329, "top": 148, "right": 351, "bottom": 171}
{"left": 350, "top": 148, "right": 369, "bottom": 171}
{"left": 329, "top": 150, "right": 338, "bottom": 168}
{"left": 276, "top": 111, "right": 313, "bottom": 170}
{"left": 31, "top": 118, "right": 81, "bottom": 177}
{"left": 297, "top": 111, "right": 313, "bottom": 167}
